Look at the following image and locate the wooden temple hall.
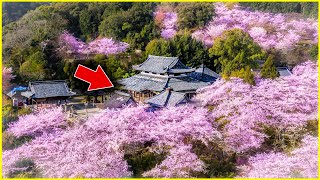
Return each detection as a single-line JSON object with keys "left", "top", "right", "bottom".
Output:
{"left": 7, "top": 80, "right": 76, "bottom": 108}
{"left": 118, "top": 55, "right": 220, "bottom": 107}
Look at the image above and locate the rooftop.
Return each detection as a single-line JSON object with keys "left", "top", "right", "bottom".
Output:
{"left": 6, "top": 86, "right": 28, "bottom": 98}
{"left": 190, "top": 64, "right": 220, "bottom": 82}
{"left": 132, "top": 55, "right": 195, "bottom": 74}
{"left": 145, "top": 89, "right": 189, "bottom": 107}
{"left": 21, "top": 80, "right": 76, "bottom": 99}
{"left": 103, "top": 91, "right": 134, "bottom": 109}
{"left": 118, "top": 73, "right": 210, "bottom": 92}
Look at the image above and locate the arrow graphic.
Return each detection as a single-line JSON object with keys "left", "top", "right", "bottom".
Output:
{"left": 74, "top": 64, "right": 114, "bottom": 91}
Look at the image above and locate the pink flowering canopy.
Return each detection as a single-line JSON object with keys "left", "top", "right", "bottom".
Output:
{"left": 142, "top": 145, "right": 206, "bottom": 178}
{"left": 195, "top": 61, "right": 318, "bottom": 153}
{"left": 7, "top": 107, "right": 66, "bottom": 138}
{"left": 2, "top": 105, "right": 220, "bottom": 178}
{"left": 192, "top": 3, "right": 318, "bottom": 50}
{"left": 154, "top": 11, "right": 178, "bottom": 39}
{"left": 2, "top": 62, "right": 318, "bottom": 178}
{"left": 237, "top": 135, "right": 318, "bottom": 178}
{"left": 57, "top": 31, "right": 129, "bottom": 56}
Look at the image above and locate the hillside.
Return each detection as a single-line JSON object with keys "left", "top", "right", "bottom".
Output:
{"left": 3, "top": 2, "right": 49, "bottom": 25}
{"left": 2, "top": 3, "right": 318, "bottom": 178}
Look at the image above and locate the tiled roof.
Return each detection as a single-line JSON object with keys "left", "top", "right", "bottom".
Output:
{"left": 145, "top": 90, "right": 189, "bottom": 107}
{"left": 168, "top": 76, "right": 210, "bottom": 92}
{"left": 132, "top": 55, "right": 193, "bottom": 74}
{"left": 118, "top": 74, "right": 168, "bottom": 92}
{"left": 119, "top": 73, "right": 210, "bottom": 92}
{"left": 103, "top": 91, "right": 134, "bottom": 109}
{"left": 22, "top": 80, "right": 76, "bottom": 99}
{"left": 189, "top": 64, "right": 220, "bottom": 82}
{"left": 277, "top": 67, "right": 292, "bottom": 76}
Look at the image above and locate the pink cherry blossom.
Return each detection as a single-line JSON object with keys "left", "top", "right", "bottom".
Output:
{"left": 57, "top": 31, "right": 129, "bottom": 56}
{"left": 192, "top": 3, "right": 318, "bottom": 49}
{"left": 195, "top": 61, "right": 318, "bottom": 153}
{"left": 237, "top": 135, "right": 318, "bottom": 178}
{"left": 154, "top": 11, "right": 178, "bottom": 39}
{"left": 7, "top": 107, "right": 66, "bottom": 137}
{"left": 142, "top": 145, "right": 206, "bottom": 178}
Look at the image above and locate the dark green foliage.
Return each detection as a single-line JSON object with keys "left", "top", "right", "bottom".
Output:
{"left": 19, "top": 51, "right": 47, "bottom": 81}
{"left": 79, "top": 10, "right": 93, "bottom": 37}
{"left": 240, "top": 2, "right": 318, "bottom": 18}
{"left": 261, "top": 55, "right": 279, "bottom": 79}
{"left": 123, "top": 143, "right": 167, "bottom": 177}
{"left": 8, "top": 159, "right": 41, "bottom": 178}
{"left": 145, "top": 39, "right": 171, "bottom": 57}
{"left": 310, "top": 44, "right": 318, "bottom": 61}
{"left": 177, "top": 3, "right": 215, "bottom": 29}
{"left": 209, "top": 29, "right": 265, "bottom": 83}
{"left": 243, "top": 66, "right": 256, "bottom": 85}
{"left": 191, "top": 141, "right": 236, "bottom": 178}
{"left": 3, "top": 2, "right": 49, "bottom": 25}
{"left": 99, "top": 3, "right": 159, "bottom": 50}
{"left": 145, "top": 33, "right": 214, "bottom": 69}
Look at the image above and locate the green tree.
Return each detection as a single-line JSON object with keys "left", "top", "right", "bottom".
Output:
{"left": 99, "top": 3, "right": 158, "bottom": 49}
{"left": 113, "top": 67, "right": 126, "bottom": 80}
{"left": 209, "top": 29, "right": 265, "bottom": 82}
{"left": 177, "top": 3, "right": 215, "bottom": 29}
{"left": 79, "top": 9, "right": 92, "bottom": 36}
{"left": 260, "top": 55, "right": 279, "bottom": 79}
{"left": 145, "top": 39, "right": 171, "bottom": 57}
{"left": 240, "top": 2, "right": 317, "bottom": 18}
{"left": 145, "top": 33, "right": 213, "bottom": 68}
{"left": 19, "top": 51, "right": 47, "bottom": 81}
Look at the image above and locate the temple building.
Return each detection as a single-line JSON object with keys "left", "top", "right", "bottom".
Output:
{"left": 118, "top": 55, "right": 219, "bottom": 107}
{"left": 21, "top": 80, "right": 76, "bottom": 108}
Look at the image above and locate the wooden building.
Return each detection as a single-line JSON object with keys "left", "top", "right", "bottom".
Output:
{"left": 117, "top": 55, "right": 219, "bottom": 107}
{"left": 21, "top": 80, "right": 76, "bottom": 108}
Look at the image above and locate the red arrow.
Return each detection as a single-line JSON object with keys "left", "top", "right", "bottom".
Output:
{"left": 74, "top": 64, "right": 114, "bottom": 91}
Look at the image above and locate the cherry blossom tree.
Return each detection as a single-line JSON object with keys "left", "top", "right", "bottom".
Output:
{"left": 142, "top": 145, "right": 206, "bottom": 178}
{"left": 2, "top": 61, "right": 317, "bottom": 178}
{"left": 57, "top": 31, "right": 129, "bottom": 57}
{"left": 192, "top": 3, "right": 318, "bottom": 50}
{"left": 2, "top": 105, "right": 220, "bottom": 178}
{"left": 154, "top": 11, "right": 178, "bottom": 39}
{"left": 195, "top": 61, "right": 318, "bottom": 153}
{"left": 84, "top": 38, "right": 129, "bottom": 56}
{"left": 237, "top": 135, "right": 318, "bottom": 178}
{"left": 57, "top": 31, "right": 86, "bottom": 54}
{"left": 7, "top": 107, "right": 66, "bottom": 138}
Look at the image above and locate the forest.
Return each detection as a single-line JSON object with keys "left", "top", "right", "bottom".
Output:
{"left": 2, "top": 2, "right": 318, "bottom": 178}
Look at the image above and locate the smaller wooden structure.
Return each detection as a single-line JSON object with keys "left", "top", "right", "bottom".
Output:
{"left": 21, "top": 80, "right": 76, "bottom": 108}
{"left": 6, "top": 86, "right": 28, "bottom": 107}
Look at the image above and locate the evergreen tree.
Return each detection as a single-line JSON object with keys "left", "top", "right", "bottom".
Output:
{"left": 145, "top": 33, "right": 213, "bottom": 68}
{"left": 209, "top": 29, "right": 265, "bottom": 82}
{"left": 260, "top": 55, "right": 279, "bottom": 79}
